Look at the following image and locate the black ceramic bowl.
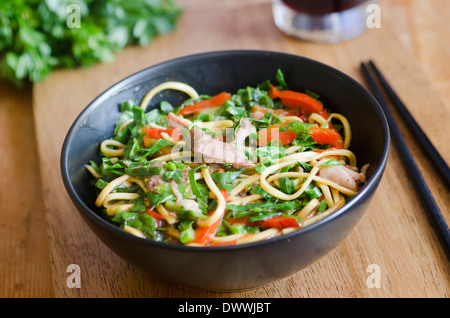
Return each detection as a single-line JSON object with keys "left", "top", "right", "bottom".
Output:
{"left": 61, "top": 50, "right": 389, "bottom": 291}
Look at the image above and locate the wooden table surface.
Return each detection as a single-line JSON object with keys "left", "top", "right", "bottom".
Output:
{"left": 1, "top": 0, "right": 449, "bottom": 298}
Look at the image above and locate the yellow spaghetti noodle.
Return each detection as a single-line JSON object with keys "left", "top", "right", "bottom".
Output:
{"left": 140, "top": 81, "right": 199, "bottom": 110}
{"left": 100, "top": 139, "right": 125, "bottom": 157}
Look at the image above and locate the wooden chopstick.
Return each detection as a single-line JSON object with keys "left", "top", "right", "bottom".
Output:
{"left": 368, "top": 61, "right": 450, "bottom": 188}
{"left": 360, "top": 62, "right": 450, "bottom": 259}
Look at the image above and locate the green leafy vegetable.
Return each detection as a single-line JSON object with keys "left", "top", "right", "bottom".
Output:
{"left": 275, "top": 69, "right": 288, "bottom": 90}
{"left": 0, "top": 0, "right": 182, "bottom": 87}
{"left": 125, "top": 163, "right": 163, "bottom": 177}
{"left": 304, "top": 183, "right": 322, "bottom": 199}
{"left": 233, "top": 86, "right": 274, "bottom": 109}
{"left": 188, "top": 165, "right": 209, "bottom": 213}
{"left": 278, "top": 177, "right": 295, "bottom": 194}
{"left": 178, "top": 221, "right": 195, "bottom": 244}
{"left": 226, "top": 200, "right": 304, "bottom": 218}
{"left": 146, "top": 183, "right": 175, "bottom": 207}
{"left": 211, "top": 169, "right": 245, "bottom": 189}
{"left": 111, "top": 210, "right": 162, "bottom": 241}
{"left": 317, "top": 200, "right": 328, "bottom": 213}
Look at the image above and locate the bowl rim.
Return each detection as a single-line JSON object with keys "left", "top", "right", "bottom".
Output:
{"left": 60, "top": 49, "right": 390, "bottom": 252}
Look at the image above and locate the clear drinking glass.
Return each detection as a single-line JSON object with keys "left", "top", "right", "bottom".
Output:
{"left": 272, "top": 0, "right": 372, "bottom": 43}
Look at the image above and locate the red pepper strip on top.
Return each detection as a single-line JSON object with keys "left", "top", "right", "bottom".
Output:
{"left": 258, "top": 129, "right": 296, "bottom": 147}
{"left": 178, "top": 92, "right": 231, "bottom": 116}
{"left": 309, "top": 126, "right": 344, "bottom": 149}
{"left": 257, "top": 121, "right": 296, "bottom": 146}
{"left": 269, "top": 84, "right": 323, "bottom": 115}
{"left": 311, "top": 109, "right": 345, "bottom": 148}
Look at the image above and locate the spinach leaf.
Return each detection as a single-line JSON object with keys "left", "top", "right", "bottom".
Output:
{"left": 226, "top": 200, "right": 303, "bottom": 216}
{"left": 110, "top": 209, "right": 163, "bottom": 241}
{"left": 304, "top": 184, "right": 323, "bottom": 199}
{"left": 319, "top": 159, "right": 342, "bottom": 167}
{"left": 125, "top": 164, "right": 163, "bottom": 177}
{"left": 228, "top": 222, "right": 259, "bottom": 235}
{"left": 178, "top": 221, "right": 195, "bottom": 244}
{"left": 317, "top": 200, "right": 328, "bottom": 213}
{"left": 188, "top": 165, "right": 209, "bottom": 213}
{"left": 249, "top": 111, "right": 282, "bottom": 129}
{"left": 163, "top": 170, "right": 183, "bottom": 183}
{"left": 233, "top": 86, "right": 274, "bottom": 109}
{"left": 128, "top": 196, "right": 147, "bottom": 213}
{"left": 145, "top": 109, "right": 168, "bottom": 127}
{"left": 164, "top": 161, "right": 188, "bottom": 171}
{"left": 211, "top": 169, "right": 245, "bottom": 188}
{"left": 298, "top": 162, "right": 313, "bottom": 172}
{"left": 143, "top": 139, "right": 172, "bottom": 157}
{"left": 94, "top": 178, "right": 108, "bottom": 190}
{"left": 179, "top": 206, "right": 208, "bottom": 221}
{"left": 280, "top": 120, "right": 318, "bottom": 149}
{"left": 256, "top": 145, "right": 285, "bottom": 159}
{"left": 159, "top": 101, "right": 174, "bottom": 114}
{"left": 146, "top": 183, "right": 175, "bottom": 207}
{"left": 101, "top": 158, "right": 125, "bottom": 176}
{"left": 278, "top": 177, "right": 296, "bottom": 195}
{"left": 275, "top": 69, "right": 288, "bottom": 90}
{"left": 224, "top": 101, "right": 249, "bottom": 118}
{"left": 251, "top": 186, "right": 274, "bottom": 200}
{"left": 279, "top": 120, "right": 313, "bottom": 136}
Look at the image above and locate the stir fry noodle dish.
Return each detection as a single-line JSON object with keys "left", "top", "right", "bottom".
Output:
{"left": 86, "top": 70, "right": 369, "bottom": 247}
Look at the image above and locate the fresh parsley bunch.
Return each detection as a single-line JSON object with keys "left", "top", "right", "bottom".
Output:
{"left": 0, "top": 0, "right": 182, "bottom": 87}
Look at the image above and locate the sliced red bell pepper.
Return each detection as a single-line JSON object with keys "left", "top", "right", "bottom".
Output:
{"left": 178, "top": 92, "right": 231, "bottom": 116}
{"left": 192, "top": 218, "right": 221, "bottom": 246}
{"left": 142, "top": 126, "right": 183, "bottom": 147}
{"left": 279, "top": 91, "right": 323, "bottom": 115}
{"left": 142, "top": 127, "right": 174, "bottom": 139}
{"left": 252, "top": 215, "right": 301, "bottom": 229}
{"left": 258, "top": 129, "right": 296, "bottom": 146}
{"left": 269, "top": 84, "right": 323, "bottom": 115}
{"left": 309, "top": 126, "right": 344, "bottom": 148}
{"left": 257, "top": 121, "right": 297, "bottom": 146}
{"left": 268, "top": 84, "right": 280, "bottom": 99}
{"left": 310, "top": 109, "right": 345, "bottom": 148}
{"left": 220, "top": 188, "right": 228, "bottom": 203}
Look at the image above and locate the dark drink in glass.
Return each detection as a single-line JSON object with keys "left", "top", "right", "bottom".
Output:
{"left": 282, "top": 0, "right": 368, "bottom": 15}
{"left": 272, "top": 0, "right": 372, "bottom": 43}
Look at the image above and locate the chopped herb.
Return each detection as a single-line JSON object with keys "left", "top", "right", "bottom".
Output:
{"left": 0, "top": 0, "right": 182, "bottom": 87}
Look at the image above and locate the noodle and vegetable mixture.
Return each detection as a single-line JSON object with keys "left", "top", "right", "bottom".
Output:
{"left": 86, "top": 70, "right": 368, "bottom": 246}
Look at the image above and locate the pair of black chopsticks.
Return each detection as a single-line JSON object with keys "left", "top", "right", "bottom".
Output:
{"left": 361, "top": 61, "right": 450, "bottom": 260}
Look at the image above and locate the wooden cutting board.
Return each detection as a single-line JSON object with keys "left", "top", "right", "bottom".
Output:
{"left": 32, "top": 0, "right": 449, "bottom": 297}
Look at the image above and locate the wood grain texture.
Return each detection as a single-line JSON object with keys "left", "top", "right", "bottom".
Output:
{"left": 3, "top": 0, "right": 448, "bottom": 298}
{"left": 0, "top": 81, "right": 53, "bottom": 297}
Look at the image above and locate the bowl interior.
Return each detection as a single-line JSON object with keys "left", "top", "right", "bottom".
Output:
{"left": 62, "top": 50, "right": 388, "bottom": 242}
